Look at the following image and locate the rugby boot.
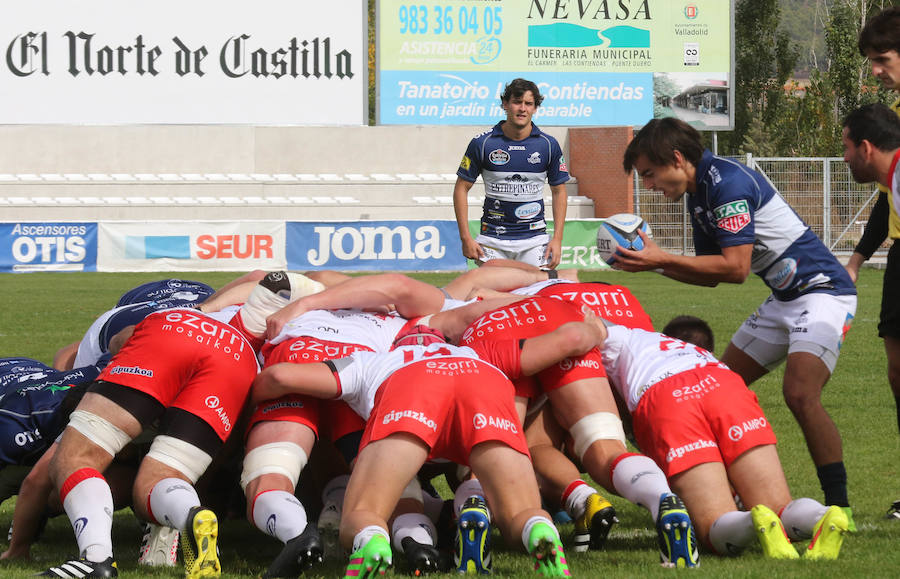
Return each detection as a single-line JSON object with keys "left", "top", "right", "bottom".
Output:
{"left": 182, "top": 506, "right": 221, "bottom": 578}
{"left": 805, "top": 505, "right": 849, "bottom": 560}
{"left": 751, "top": 504, "right": 798, "bottom": 559}
{"left": 138, "top": 521, "right": 179, "bottom": 566}
{"left": 345, "top": 534, "right": 392, "bottom": 578}
{"left": 263, "top": 523, "right": 325, "bottom": 578}
{"left": 401, "top": 536, "right": 441, "bottom": 576}
{"left": 656, "top": 493, "right": 699, "bottom": 568}
{"left": 527, "top": 521, "right": 571, "bottom": 577}
{"left": 572, "top": 493, "right": 617, "bottom": 552}
{"left": 40, "top": 558, "right": 118, "bottom": 578}
{"left": 454, "top": 496, "right": 492, "bottom": 574}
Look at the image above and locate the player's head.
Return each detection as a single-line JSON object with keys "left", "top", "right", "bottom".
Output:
{"left": 623, "top": 118, "right": 703, "bottom": 201}
{"left": 501, "top": 78, "right": 543, "bottom": 107}
{"left": 662, "top": 315, "right": 714, "bottom": 352}
{"left": 842, "top": 103, "right": 900, "bottom": 184}
{"left": 859, "top": 7, "right": 900, "bottom": 90}
{"left": 859, "top": 7, "right": 900, "bottom": 56}
{"left": 843, "top": 103, "right": 900, "bottom": 150}
{"left": 624, "top": 117, "right": 703, "bottom": 171}
{"left": 391, "top": 324, "right": 448, "bottom": 350}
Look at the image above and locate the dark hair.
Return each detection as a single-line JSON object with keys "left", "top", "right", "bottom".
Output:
{"left": 501, "top": 78, "right": 544, "bottom": 107}
{"left": 859, "top": 7, "right": 900, "bottom": 56}
{"left": 662, "top": 315, "right": 715, "bottom": 352}
{"left": 843, "top": 103, "right": 900, "bottom": 151}
{"left": 623, "top": 117, "right": 704, "bottom": 173}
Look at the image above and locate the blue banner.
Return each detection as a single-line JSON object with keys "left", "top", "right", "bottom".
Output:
{"left": 379, "top": 70, "right": 653, "bottom": 126}
{"left": 287, "top": 220, "right": 466, "bottom": 271}
{"left": 0, "top": 223, "right": 97, "bottom": 272}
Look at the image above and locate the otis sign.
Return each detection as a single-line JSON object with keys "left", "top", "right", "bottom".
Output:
{"left": 287, "top": 221, "right": 465, "bottom": 271}
{"left": 0, "top": 223, "right": 97, "bottom": 272}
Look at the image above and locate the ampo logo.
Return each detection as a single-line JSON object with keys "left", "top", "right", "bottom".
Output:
{"left": 473, "top": 413, "right": 488, "bottom": 429}
{"left": 205, "top": 396, "right": 220, "bottom": 409}
{"left": 728, "top": 425, "right": 743, "bottom": 441}
{"left": 559, "top": 358, "right": 574, "bottom": 371}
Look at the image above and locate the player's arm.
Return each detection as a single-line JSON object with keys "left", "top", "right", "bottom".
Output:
{"left": 442, "top": 262, "right": 557, "bottom": 300}
{"left": 545, "top": 182, "right": 568, "bottom": 268}
{"left": 614, "top": 230, "right": 752, "bottom": 286}
{"left": 198, "top": 270, "right": 268, "bottom": 313}
{"left": 519, "top": 318, "right": 608, "bottom": 376}
{"left": 251, "top": 361, "right": 339, "bottom": 405}
{"left": 107, "top": 326, "right": 135, "bottom": 355}
{"left": 453, "top": 177, "right": 484, "bottom": 261}
{"left": 429, "top": 296, "right": 533, "bottom": 344}
{"left": 1, "top": 444, "right": 57, "bottom": 560}
{"left": 846, "top": 190, "right": 889, "bottom": 283}
{"left": 264, "top": 273, "right": 445, "bottom": 339}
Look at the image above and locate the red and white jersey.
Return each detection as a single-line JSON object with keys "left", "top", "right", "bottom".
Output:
{"left": 602, "top": 325, "right": 727, "bottom": 412}
{"left": 514, "top": 280, "right": 654, "bottom": 330}
{"left": 332, "top": 341, "right": 520, "bottom": 420}
{"left": 263, "top": 309, "right": 407, "bottom": 362}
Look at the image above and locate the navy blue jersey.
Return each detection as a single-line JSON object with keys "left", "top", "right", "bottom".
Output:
{"left": 689, "top": 151, "right": 856, "bottom": 300}
{"left": 116, "top": 279, "right": 214, "bottom": 307}
{"left": 0, "top": 356, "right": 108, "bottom": 466}
{"left": 75, "top": 293, "right": 211, "bottom": 367}
{"left": 0, "top": 358, "right": 51, "bottom": 391}
{"left": 457, "top": 122, "right": 568, "bottom": 239}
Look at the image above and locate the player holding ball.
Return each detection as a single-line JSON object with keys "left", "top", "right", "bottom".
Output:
{"left": 617, "top": 117, "right": 858, "bottom": 528}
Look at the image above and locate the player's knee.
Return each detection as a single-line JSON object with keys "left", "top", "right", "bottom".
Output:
{"left": 67, "top": 409, "right": 133, "bottom": 457}
{"left": 145, "top": 435, "right": 213, "bottom": 484}
{"left": 239, "top": 441, "right": 308, "bottom": 492}
{"left": 569, "top": 412, "right": 626, "bottom": 462}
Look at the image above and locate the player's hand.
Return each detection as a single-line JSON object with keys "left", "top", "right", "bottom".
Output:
{"left": 545, "top": 238, "right": 562, "bottom": 269}
{"left": 844, "top": 264, "right": 859, "bottom": 284}
{"left": 461, "top": 237, "right": 485, "bottom": 261}
{"left": 580, "top": 307, "right": 609, "bottom": 344}
{"left": 611, "top": 229, "right": 667, "bottom": 272}
{"left": 265, "top": 306, "right": 299, "bottom": 341}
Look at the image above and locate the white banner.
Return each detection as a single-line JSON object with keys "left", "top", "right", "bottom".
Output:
{"left": 1, "top": 0, "right": 366, "bottom": 124}
{"left": 98, "top": 221, "right": 286, "bottom": 271}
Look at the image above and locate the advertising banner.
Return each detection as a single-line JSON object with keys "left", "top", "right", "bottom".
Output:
{"left": 98, "top": 221, "right": 285, "bottom": 271}
{"left": 0, "top": 222, "right": 97, "bottom": 272}
{"left": 378, "top": 0, "right": 732, "bottom": 129}
{"left": 1, "top": 0, "right": 366, "bottom": 124}
{"left": 287, "top": 220, "right": 466, "bottom": 271}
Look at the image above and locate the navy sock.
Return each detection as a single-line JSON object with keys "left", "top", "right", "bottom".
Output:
{"left": 895, "top": 394, "right": 900, "bottom": 436}
{"left": 816, "top": 462, "right": 849, "bottom": 507}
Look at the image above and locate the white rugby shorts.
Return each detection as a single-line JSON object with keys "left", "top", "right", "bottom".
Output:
{"left": 730, "top": 292, "right": 857, "bottom": 373}
{"left": 475, "top": 233, "right": 550, "bottom": 268}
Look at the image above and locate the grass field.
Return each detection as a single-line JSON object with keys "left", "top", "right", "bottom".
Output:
{"left": 0, "top": 268, "right": 897, "bottom": 578}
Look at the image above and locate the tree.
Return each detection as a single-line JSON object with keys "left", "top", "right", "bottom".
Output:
{"left": 721, "top": 0, "right": 799, "bottom": 154}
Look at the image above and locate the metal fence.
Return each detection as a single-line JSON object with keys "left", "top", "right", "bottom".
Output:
{"left": 633, "top": 156, "right": 884, "bottom": 257}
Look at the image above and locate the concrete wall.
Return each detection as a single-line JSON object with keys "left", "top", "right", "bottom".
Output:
{"left": 0, "top": 125, "right": 570, "bottom": 174}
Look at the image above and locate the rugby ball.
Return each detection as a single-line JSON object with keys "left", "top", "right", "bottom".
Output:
{"left": 596, "top": 213, "right": 652, "bottom": 265}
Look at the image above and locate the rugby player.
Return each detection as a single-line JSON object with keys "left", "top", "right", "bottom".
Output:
{"left": 598, "top": 316, "right": 849, "bottom": 560}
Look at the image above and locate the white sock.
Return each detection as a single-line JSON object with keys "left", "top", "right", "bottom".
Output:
{"left": 252, "top": 490, "right": 309, "bottom": 543}
{"left": 61, "top": 471, "right": 114, "bottom": 562}
{"left": 391, "top": 513, "right": 436, "bottom": 551}
{"left": 353, "top": 525, "right": 390, "bottom": 553}
{"left": 422, "top": 489, "right": 445, "bottom": 524}
{"left": 147, "top": 477, "right": 201, "bottom": 531}
{"left": 562, "top": 481, "right": 597, "bottom": 519}
{"left": 322, "top": 474, "right": 350, "bottom": 508}
{"left": 610, "top": 454, "right": 671, "bottom": 520}
{"left": 709, "top": 510, "right": 755, "bottom": 555}
{"left": 780, "top": 497, "right": 829, "bottom": 541}
{"left": 453, "top": 479, "right": 487, "bottom": 518}
{"left": 520, "top": 516, "right": 559, "bottom": 551}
